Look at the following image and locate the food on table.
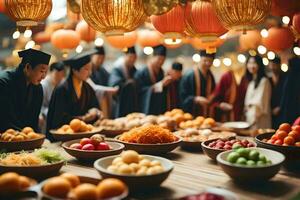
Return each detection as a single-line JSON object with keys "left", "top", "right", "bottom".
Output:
{"left": 43, "top": 173, "right": 127, "bottom": 200}
{"left": 164, "top": 109, "right": 193, "bottom": 124}
{"left": 0, "top": 149, "right": 64, "bottom": 166}
{"left": 106, "top": 150, "right": 165, "bottom": 175}
{"left": 179, "top": 116, "right": 217, "bottom": 129}
{"left": 226, "top": 147, "right": 272, "bottom": 166}
{"left": 69, "top": 134, "right": 111, "bottom": 151}
{"left": 181, "top": 192, "right": 225, "bottom": 200}
{"left": 97, "top": 178, "right": 127, "bottom": 199}
{"left": 266, "top": 123, "right": 300, "bottom": 147}
{"left": 207, "top": 138, "right": 255, "bottom": 150}
{"left": 0, "top": 127, "right": 42, "bottom": 142}
{"left": 175, "top": 128, "right": 236, "bottom": 142}
{"left": 56, "top": 119, "right": 95, "bottom": 134}
{"left": 118, "top": 125, "right": 178, "bottom": 144}
{"left": 0, "top": 172, "right": 33, "bottom": 194}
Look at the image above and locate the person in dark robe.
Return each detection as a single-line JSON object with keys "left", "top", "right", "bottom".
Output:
{"left": 90, "top": 46, "right": 109, "bottom": 86}
{"left": 180, "top": 50, "right": 216, "bottom": 117}
{"left": 280, "top": 56, "right": 300, "bottom": 124}
{"left": 166, "top": 62, "right": 183, "bottom": 110}
{"left": 268, "top": 55, "right": 286, "bottom": 129}
{"left": 46, "top": 50, "right": 101, "bottom": 141}
{"left": 108, "top": 46, "right": 138, "bottom": 118}
{"left": 210, "top": 61, "right": 249, "bottom": 122}
{"left": 134, "top": 45, "right": 172, "bottom": 115}
{"left": 0, "top": 48, "right": 51, "bottom": 132}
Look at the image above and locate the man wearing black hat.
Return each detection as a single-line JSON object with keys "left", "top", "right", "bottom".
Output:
{"left": 0, "top": 48, "right": 51, "bottom": 132}
{"left": 46, "top": 50, "right": 100, "bottom": 141}
{"left": 134, "top": 45, "right": 172, "bottom": 114}
{"left": 166, "top": 62, "right": 183, "bottom": 110}
{"left": 90, "top": 46, "right": 109, "bottom": 86}
{"left": 180, "top": 50, "right": 216, "bottom": 117}
{"left": 109, "top": 47, "right": 138, "bottom": 117}
{"left": 39, "top": 62, "right": 65, "bottom": 131}
{"left": 268, "top": 55, "right": 286, "bottom": 128}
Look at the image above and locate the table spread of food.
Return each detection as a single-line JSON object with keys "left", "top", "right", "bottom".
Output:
{"left": 0, "top": 110, "right": 300, "bottom": 200}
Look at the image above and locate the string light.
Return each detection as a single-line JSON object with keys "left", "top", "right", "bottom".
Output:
{"left": 192, "top": 54, "right": 201, "bottom": 63}
{"left": 237, "top": 54, "right": 246, "bottom": 63}
{"left": 260, "top": 29, "right": 268, "bottom": 38}
{"left": 282, "top": 16, "right": 290, "bottom": 25}
{"left": 213, "top": 59, "right": 221, "bottom": 67}
{"left": 76, "top": 45, "right": 83, "bottom": 53}
{"left": 25, "top": 40, "right": 35, "bottom": 49}
{"left": 223, "top": 58, "right": 232, "bottom": 66}
{"left": 164, "top": 38, "right": 182, "bottom": 45}
{"left": 267, "top": 51, "right": 275, "bottom": 60}
{"left": 249, "top": 50, "right": 257, "bottom": 56}
{"left": 12, "top": 30, "right": 20, "bottom": 39}
{"left": 94, "top": 38, "right": 104, "bottom": 46}
{"left": 281, "top": 64, "right": 288, "bottom": 72}
{"left": 143, "top": 46, "right": 153, "bottom": 55}
{"left": 257, "top": 45, "right": 267, "bottom": 55}
{"left": 24, "top": 29, "right": 32, "bottom": 38}
{"left": 263, "top": 57, "right": 269, "bottom": 66}
{"left": 293, "top": 47, "right": 300, "bottom": 56}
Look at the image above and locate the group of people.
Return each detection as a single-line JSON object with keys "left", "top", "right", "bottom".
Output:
{"left": 0, "top": 45, "right": 299, "bottom": 142}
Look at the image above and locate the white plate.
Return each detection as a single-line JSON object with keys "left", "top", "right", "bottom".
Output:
{"left": 222, "top": 121, "right": 250, "bottom": 129}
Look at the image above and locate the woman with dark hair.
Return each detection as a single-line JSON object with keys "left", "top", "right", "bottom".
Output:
{"left": 0, "top": 48, "right": 51, "bottom": 132}
{"left": 244, "top": 55, "right": 271, "bottom": 129}
{"left": 46, "top": 50, "right": 101, "bottom": 141}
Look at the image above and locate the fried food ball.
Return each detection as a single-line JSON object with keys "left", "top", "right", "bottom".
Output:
{"left": 73, "top": 183, "right": 98, "bottom": 200}
{"left": 60, "top": 173, "right": 80, "bottom": 188}
{"left": 43, "top": 177, "right": 72, "bottom": 199}
{"left": 70, "top": 119, "right": 82, "bottom": 132}
{"left": 22, "top": 127, "right": 34, "bottom": 134}
{"left": 97, "top": 178, "right": 127, "bottom": 199}
{"left": 121, "top": 150, "right": 139, "bottom": 164}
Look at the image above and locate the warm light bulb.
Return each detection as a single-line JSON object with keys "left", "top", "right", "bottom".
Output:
{"left": 94, "top": 38, "right": 104, "bottom": 47}
{"left": 223, "top": 58, "right": 232, "bottom": 66}
{"left": 267, "top": 51, "right": 275, "bottom": 60}
{"left": 260, "top": 29, "right": 268, "bottom": 38}
{"left": 213, "top": 59, "right": 221, "bottom": 67}
{"left": 281, "top": 63, "right": 288, "bottom": 72}
{"left": 263, "top": 57, "right": 269, "bottom": 66}
{"left": 237, "top": 54, "right": 246, "bottom": 63}
{"left": 257, "top": 45, "right": 267, "bottom": 55}
{"left": 76, "top": 45, "right": 83, "bottom": 53}
{"left": 25, "top": 40, "right": 35, "bottom": 49}
{"left": 24, "top": 29, "right": 32, "bottom": 38}
{"left": 143, "top": 46, "right": 153, "bottom": 55}
{"left": 293, "top": 47, "right": 300, "bottom": 56}
{"left": 192, "top": 54, "right": 201, "bottom": 63}
{"left": 12, "top": 30, "right": 20, "bottom": 39}
{"left": 164, "top": 38, "right": 182, "bottom": 45}
{"left": 282, "top": 16, "right": 290, "bottom": 25}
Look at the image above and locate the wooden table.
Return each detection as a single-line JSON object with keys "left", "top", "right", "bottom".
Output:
{"left": 44, "top": 141, "right": 300, "bottom": 200}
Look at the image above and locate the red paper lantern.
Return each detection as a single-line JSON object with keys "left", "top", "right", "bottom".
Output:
{"left": 150, "top": 5, "right": 190, "bottom": 40}
{"left": 292, "top": 12, "right": 300, "bottom": 39}
{"left": 75, "top": 20, "right": 96, "bottom": 42}
{"left": 33, "top": 32, "right": 51, "bottom": 44}
{"left": 271, "top": 0, "right": 300, "bottom": 16}
{"left": 262, "top": 27, "right": 295, "bottom": 52}
{"left": 190, "top": 37, "right": 225, "bottom": 53}
{"left": 185, "top": 0, "right": 227, "bottom": 42}
{"left": 239, "top": 30, "right": 262, "bottom": 51}
{"left": 51, "top": 29, "right": 80, "bottom": 50}
{"left": 106, "top": 31, "right": 137, "bottom": 49}
{"left": 0, "top": 0, "right": 5, "bottom": 12}
{"left": 137, "top": 29, "right": 163, "bottom": 47}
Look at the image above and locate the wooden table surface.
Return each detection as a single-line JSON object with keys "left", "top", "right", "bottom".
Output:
{"left": 44, "top": 140, "right": 300, "bottom": 200}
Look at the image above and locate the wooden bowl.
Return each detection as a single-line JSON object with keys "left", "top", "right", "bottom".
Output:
{"left": 0, "top": 136, "right": 45, "bottom": 152}
{"left": 94, "top": 155, "right": 174, "bottom": 190}
{"left": 0, "top": 160, "right": 65, "bottom": 180}
{"left": 115, "top": 136, "right": 182, "bottom": 155}
{"left": 217, "top": 147, "right": 285, "bottom": 182}
{"left": 50, "top": 128, "right": 102, "bottom": 142}
{"left": 255, "top": 132, "right": 300, "bottom": 170}
{"left": 99, "top": 129, "right": 129, "bottom": 138}
{"left": 180, "top": 140, "right": 203, "bottom": 151}
{"left": 62, "top": 139, "right": 125, "bottom": 162}
{"left": 202, "top": 138, "right": 256, "bottom": 161}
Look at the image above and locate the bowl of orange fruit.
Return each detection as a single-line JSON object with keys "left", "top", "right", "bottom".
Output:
{"left": 255, "top": 123, "right": 300, "bottom": 170}
{"left": 0, "top": 127, "right": 45, "bottom": 152}
{"left": 50, "top": 119, "right": 102, "bottom": 141}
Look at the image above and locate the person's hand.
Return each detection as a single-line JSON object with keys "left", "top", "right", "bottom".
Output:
{"left": 195, "top": 96, "right": 209, "bottom": 106}
{"left": 162, "top": 75, "right": 173, "bottom": 87}
{"left": 219, "top": 102, "right": 233, "bottom": 111}
{"left": 106, "top": 86, "right": 119, "bottom": 95}
{"left": 272, "top": 107, "right": 280, "bottom": 116}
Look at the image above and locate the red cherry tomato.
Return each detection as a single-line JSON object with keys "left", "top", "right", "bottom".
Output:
{"left": 274, "top": 139, "right": 283, "bottom": 145}
{"left": 288, "top": 131, "right": 300, "bottom": 141}
{"left": 277, "top": 131, "right": 288, "bottom": 140}
{"left": 292, "top": 125, "right": 300, "bottom": 132}
{"left": 284, "top": 136, "right": 295, "bottom": 145}
{"left": 279, "top": 123, "right": 291, "bottom": 133}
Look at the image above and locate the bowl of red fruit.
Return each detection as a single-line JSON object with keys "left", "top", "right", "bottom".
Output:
{"left": 62, "top": 134, "right": 125, "bottom": 162}
{"left": 255, "top": 123, "right": 300, "bottom": 170}
{"left": 202, "top": 138, "right": 256, "bottom": 161}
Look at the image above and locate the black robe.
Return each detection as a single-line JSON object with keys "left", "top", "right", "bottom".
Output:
{"left": 46, "top": 75, "right": 99, "bottom": 141}
{"left": 0, "top": 67, "right": 43, "bottom": 132}
{"left": 90, "top": 65, "right": 109, "bottom": 86}
{"left": 180, "top": 68, "right": 215, "bottom": 117}
{"left": 108, "top": 65, "right": 138, "bottom": 118}
{"left": 134, "top": 66, "right": 167, "bottom": 115}
{"left": 166, "top": 79, "right": 182, "bottom": 110}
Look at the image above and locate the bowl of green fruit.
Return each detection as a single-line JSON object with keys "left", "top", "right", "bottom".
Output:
{"left": 216, "top": 147, "right": 285, "bottom": 182}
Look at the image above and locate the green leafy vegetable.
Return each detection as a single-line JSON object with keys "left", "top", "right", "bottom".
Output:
{"left": 34, "top": 149, "right": 65, "bottom": 163}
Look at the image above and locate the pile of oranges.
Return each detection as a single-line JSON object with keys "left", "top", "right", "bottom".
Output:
{"left": 267, "top": 123, "right": 300, "bottom": 147}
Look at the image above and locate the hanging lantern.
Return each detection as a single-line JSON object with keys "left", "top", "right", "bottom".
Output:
{"left": 185, "top": 0, "right": 227, "bottom": 42}
{"left": 51, "top": 29, "right": 80, "bottom": 50}
{"left": 137, "top": 29, "right": 163, "bottom": 47}
{"left": 81, "top": 0, "right": 147, "bottom": 36}
{"left": 33, "top": 32, "right": 51, "bottom": 44}
{"left": 271, "top": 0, "right": 299, "bottom": 17}
{"left": 0, "top": 0, "right": 5, "bottom": 12}
{"left": 292, "top": 13, "right": 300, "bottom": 40}
{"left": 239, "top": 30, "right": 262, "bottom": 51}
{"left": 106, "top": 31, "right": 137, "bottom": 49}
{"left": 142, "top": 0, "right": 178, "bottom": 16}
{"left": 75, "top": 20, "right": 96, "bottom": 43}
{"left": 212, "top": 0, "right": 271, "bottom": 32}
{"left": 262, "top": 27, "right": 295, "bottom": 52}
{"left": 5, "top": 0, "right": 52, "bottom": 27}
{"left": 190, "top": 37, "right": 225, "bottom": 53}
{"left": 150, "top": 5, "right": 190, "bottom": 43}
